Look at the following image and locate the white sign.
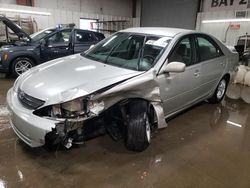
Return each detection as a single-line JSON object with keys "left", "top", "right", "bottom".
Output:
{"left": 204, "top": 0, "right": 249, "bottom": 11}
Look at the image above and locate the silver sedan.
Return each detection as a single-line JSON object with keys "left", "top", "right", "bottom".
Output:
{"left": 7, "top": 27, "right": 238, "bottom": 151}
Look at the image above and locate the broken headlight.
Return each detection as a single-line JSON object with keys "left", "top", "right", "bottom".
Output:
{"left": 51, "top": 98, "right": 105, "bottom": 118}
{"left": 62, "top": 98, "right": 84, "bottom": 112}
{"left": 87, "top": 100, "right": 105, "bottom": 115}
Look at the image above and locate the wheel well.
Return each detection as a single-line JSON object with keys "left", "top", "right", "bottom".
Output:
{"left": 9, "top": 56, "right": 37, "bottom": 72}
{"left": 223, "top": 73, "right": 230, "bottom": 83}
{"left": 104, "top": 98, "right": 157, "bottom": 128}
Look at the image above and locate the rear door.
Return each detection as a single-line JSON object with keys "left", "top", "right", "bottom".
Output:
{"left": 40, "top": 29, "right": 73, "bottom": 61}
{"left": 157, "top": 35, "right": 203, "bottom": 116}
{"left": 195, "top": 34, "right": 225, "bottom": 97}
{"left": 73, "top": 30, "right": 98, "bottom": 53}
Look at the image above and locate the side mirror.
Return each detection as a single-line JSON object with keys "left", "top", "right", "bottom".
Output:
{"left": 162, "top": 61, "right": 186, "bottom": 73}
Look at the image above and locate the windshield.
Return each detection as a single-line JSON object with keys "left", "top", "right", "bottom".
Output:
{"left": 82, "top": 32, "right": 172, "bottom": 71}
{"left": 30, "top": 28, "right": 56, "bottom": 41}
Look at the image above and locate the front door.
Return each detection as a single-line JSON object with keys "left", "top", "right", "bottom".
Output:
{"left": 157, "top": 35, "right": 203, "bottom": 116}
{"left": 41, "top": 29, "right": 73, "bottom": 62}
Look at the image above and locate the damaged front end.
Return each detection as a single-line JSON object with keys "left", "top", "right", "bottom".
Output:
{"left": 34, "top": 96, "right": 106, "bottom": 149}
{"left": 32, "top": 70, "right": 168, "bottom": 150}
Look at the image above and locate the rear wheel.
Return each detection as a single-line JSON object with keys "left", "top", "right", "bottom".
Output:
{"left": 11, "top": 57, "right": 35, "bottom": 77}
{"left": 208, "top": 77, "right": 228, "bottom": 104}
{"left": 125, "top": 101, "right": 151, "bottom": 152}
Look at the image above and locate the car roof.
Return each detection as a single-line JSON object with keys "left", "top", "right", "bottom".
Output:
{"left": 121, "top": 27, "right": 194, "bottom": 37}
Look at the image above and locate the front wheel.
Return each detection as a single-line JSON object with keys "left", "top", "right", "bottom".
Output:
{"left": 11, "top": 57, "right": 35, "bottom": 77}
{"left": 208, "top": 77, "right": 228, "bottom": 104}
{"left": 125, "top": 101, "right": 151, "bottom": 152}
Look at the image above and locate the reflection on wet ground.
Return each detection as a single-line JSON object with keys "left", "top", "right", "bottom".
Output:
{"left": 1, "top": 79, "right": 250, "bottom": 187}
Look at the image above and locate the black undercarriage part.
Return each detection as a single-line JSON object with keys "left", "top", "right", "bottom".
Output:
{"left": 45, "top": 117, "right": 106, "bottom": 150}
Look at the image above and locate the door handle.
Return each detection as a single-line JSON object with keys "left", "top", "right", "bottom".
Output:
{"left": 194, "top": 70, "right": 200, "bottom": 77}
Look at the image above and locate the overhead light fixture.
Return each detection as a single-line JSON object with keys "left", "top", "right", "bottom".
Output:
{"left": 0, "top": 8, "right": 51, "bottom": 16}
{"left": 227, "top": 120, "right": 242, "bottom": 128}
{"left": 202, "top": 18, "right": 250, "bottom": 23}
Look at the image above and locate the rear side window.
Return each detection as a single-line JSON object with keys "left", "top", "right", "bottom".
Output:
{"left": 197, "top": 36, "right": 223, "bottom": 62}
{"left": 75, "top": 30, "right": 95, "bottom": 43}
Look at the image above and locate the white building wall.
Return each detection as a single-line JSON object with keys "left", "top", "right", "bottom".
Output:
{"left": 0, "top": 0, "right": 133, "bottom": 17}
{"left": 202, "top": 0, "right": 250, "bottom": 12}
{"left": 196, "top": 0, "right": 250, "bottom": 46}
{"left": 196, "top": 10, "right": 250, "bottom": 46}
{"left": 79, "top": 0, "right": 132, "bottom": 17}
{"left": 0, "top": 0, "right": 15, "bottom": 4}
{"left": 0, "top": 0, "right": 138, "bottom": 33}
{"left": 35, "top": 0, "right": 81, "bottom": 12}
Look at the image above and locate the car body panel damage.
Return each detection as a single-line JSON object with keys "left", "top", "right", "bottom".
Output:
{"left": 94, "top": 72, "right": 167, "bottom": 129}
{"left": 43, "top": 72, "right": 167, "bottom": 148}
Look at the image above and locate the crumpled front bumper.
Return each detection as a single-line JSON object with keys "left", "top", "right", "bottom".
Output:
{"left": 7, "top": 88, "right": 59, "bottom": 147}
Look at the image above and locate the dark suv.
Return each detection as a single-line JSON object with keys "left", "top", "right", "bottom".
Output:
{"left": 0, "top": 16, "right": 105, "bottom": 77}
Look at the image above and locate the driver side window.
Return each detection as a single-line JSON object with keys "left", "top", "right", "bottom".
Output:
{"left": 168, "top": 37, "right": 193, "bottom": 66}
{"left": 47, "top": 30, "right": 71, "bottom": 46}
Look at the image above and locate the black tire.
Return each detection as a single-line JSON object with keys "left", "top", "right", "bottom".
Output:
{"left": 208, "top": 77, "right": 229, "bottom": 104}
{"left": 125, "top": 101, "right": 151, "bottom": 152}
{"left": 11, "top": 57, "right": 35, "bottom": 77}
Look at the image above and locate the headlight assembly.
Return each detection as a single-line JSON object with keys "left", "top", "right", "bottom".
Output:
{"left": 61, "top": 98, "right": 84, "bottom": 112}
{"left": 50, "top": 97, "right": 105, "bottom": 118}
{"left": 52, "top": 98, "right": 86, "bottom": 118}
{"left": 3, "top": 53, "right": 8, "bottom": 61}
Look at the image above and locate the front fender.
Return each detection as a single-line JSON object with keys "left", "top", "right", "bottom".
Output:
{"left": 4, "top": 49, "right": 41, "bottom": 68}
{"left": 95, "top": 73, "right": 168, "bottom": 129}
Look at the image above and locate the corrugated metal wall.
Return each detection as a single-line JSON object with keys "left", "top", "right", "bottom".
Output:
{"left": 0, "top": 3, "right": 138, "bottom": 34}
{"left": 140, "top": 0, "right": 200, "bottom": 29}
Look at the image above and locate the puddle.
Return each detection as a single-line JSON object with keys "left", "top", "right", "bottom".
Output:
{"left": 0, "top": 124, "right": 11, "bottom": 132}
{"left": 0, "top": 105, "right": 9, "bottom": 116}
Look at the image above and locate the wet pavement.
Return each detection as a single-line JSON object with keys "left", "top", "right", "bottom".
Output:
{"left": 1, "top": 78, "right": 250, "bottom": 188}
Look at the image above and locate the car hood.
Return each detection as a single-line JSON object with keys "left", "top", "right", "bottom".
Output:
{"left": 0, "top": 42, "right": 35, "bottom": 52}
{"left": 18, "top": 54, "right": 143, "bottom": 104}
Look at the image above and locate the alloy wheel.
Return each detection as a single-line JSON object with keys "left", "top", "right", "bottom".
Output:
{"left": 15, "top": 60, "right": 33, "bottom": 75}
{"left": 217, "top": 79, "right": 227, "bottom": 100}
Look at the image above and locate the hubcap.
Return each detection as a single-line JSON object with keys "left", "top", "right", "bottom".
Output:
{"left": 217, "top": 79, "right": 226, "bottom": 100}
{"left": 15, "top": 60, "right": 33, "bottom": 75}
